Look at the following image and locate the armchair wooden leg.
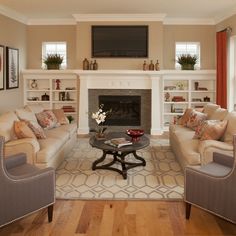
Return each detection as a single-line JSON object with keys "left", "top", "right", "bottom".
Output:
{"left": 48, "top": 205, "right": 53, "bottom": 222}
{"left": 185, "top": 202, "right": 191, "bottom": 220}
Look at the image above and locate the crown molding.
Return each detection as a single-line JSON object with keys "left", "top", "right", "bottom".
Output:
{"left": 27, "top": 18, "right": 76, "bottom": 25}
{"left": 164, "top": 17, "right": 215, "bottom": 25}
{"left": 72, "top": 13, "right": 166, "bottom": 22}
{"left": 0, "top": 5, "right": 27, "bottom": 24}
{"left": 214, "top": 7, "right": 236, "bottom": 24}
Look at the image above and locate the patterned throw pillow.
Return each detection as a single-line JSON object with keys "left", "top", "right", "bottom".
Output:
{"left": 52, "top": 109, "right": 69, "bottom": 125}
{"left": 36, "top": 110, "right": 59, "bottom": 129}
{"left": 193, "top": 120, "right": 228, "bottom": 141}
{"left": 14, "top": 121, "right": 36, "bottom": 139}
{"left": 27, "top": 121, "right": 46, "bottom": 139}
{"left": 177, "top": 108, "right": 193, "bottom": 126}
{"left": 186, "top": 110, "right": 207, "bottom": 130}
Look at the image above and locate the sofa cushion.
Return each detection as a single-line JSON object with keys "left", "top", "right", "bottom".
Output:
{"left": 44, "top": 128, "right": 70, "bottom": 144}
{"left": 14, "top": 121, "right": 37, "bottom": 139}
{"left": 55, "top": 123, "right": 77, "bottom": 137}
{"left": 222, "top": 112, "right": 236, "bottom": 144}
{"left": 171, "top": 127, "right": 200, "bottom": 165}
{"left": 194, "top": 120, "right": 228, "bottom": 141}
{"left": 37, "top": 137, "right": 65, "bottom": 163}
{"left": 15, "top": 108, "right": 38, "bottom": 123}
{"left": 0, "top": 112, "right": 19, "bottom": 142}
{"left": 25, "top": 104, "right": 45, "bottom": 114}
{"left": 203, "top": 103, "right": 220, "bottom": 118}
{"left": 209, "top": 108, "right": 228, "bottom": 120}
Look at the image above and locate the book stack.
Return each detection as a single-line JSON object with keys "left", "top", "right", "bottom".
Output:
{"left": 172, "top": 96, "right": 185, "bottom": 102}
{"left": 104, "top": 138, "right": 132, "bottom": 148}
{"left": 62, "top": 105, "right": 75, "bottom": 113}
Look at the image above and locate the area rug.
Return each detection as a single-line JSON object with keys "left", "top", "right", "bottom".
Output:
{"left": 56, "top": 137, "right": 184, "bottom": 200}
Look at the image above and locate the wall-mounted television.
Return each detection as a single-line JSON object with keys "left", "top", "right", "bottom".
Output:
{"left": 91, "top": 25, "right": 148, "bottom": 58}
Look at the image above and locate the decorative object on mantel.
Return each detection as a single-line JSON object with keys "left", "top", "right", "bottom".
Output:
{"left": 89, "top": 61, "right": 93, "bottom": 70}
{"left": 149, "top": 60, "right": 154, "bottom": 70}
{"left": 143, "top": 60, "right": 147, "bottom": 71}
{"left": 91, "top": 104, "right": 112, "bottom": 139}
{"left": 155, "top": 60, "right": 160, "bottom": 71}
{"left": 93, "top": 60, "right": 98, "bottom": 70}
{"left": 177, "top": 54, "right": 197, "bottom": 70}
{"left": 43, "top": 54, "right": 63, "bottom": 70}
{"left": 82, "top": 58, "right": 89, "bottom": 70}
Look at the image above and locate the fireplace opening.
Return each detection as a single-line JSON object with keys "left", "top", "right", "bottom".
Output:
{"left": 99, "top": 95, "right": 141, "bottom": 126}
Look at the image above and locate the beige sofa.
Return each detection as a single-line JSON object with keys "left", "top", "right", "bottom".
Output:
{"left": 0, "top": 104, "right": 77, "bottom": 169}
{"left": 170, "top": 104, "right": 235, "bottom": 170}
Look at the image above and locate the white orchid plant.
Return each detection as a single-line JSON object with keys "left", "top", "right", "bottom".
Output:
{"left": 91, "top": 104, "right": 111, "bottom": 134}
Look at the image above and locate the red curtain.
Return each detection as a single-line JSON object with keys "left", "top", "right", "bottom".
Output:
{"left": 216, "top": 31, "right": 227, "bottom": 108}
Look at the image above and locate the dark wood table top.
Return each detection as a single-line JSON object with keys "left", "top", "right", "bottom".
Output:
{"left": 89, "top": 132, "right": 150, "bottom": 152}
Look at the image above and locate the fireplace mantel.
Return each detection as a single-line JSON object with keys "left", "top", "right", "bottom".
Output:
{"left": 78, "top": 70, "right": 163, "bottom": 135}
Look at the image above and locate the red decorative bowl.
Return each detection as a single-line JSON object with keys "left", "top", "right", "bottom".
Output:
{"left": 126, "top": 129, "right": 144, "bottom": 142}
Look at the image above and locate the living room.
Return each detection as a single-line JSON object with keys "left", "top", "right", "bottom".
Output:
{"left": 0, "top": 0, "right": 236, "bottom": 235}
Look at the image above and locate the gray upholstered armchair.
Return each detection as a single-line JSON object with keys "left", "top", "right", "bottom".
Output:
{"left": 185, "top": 135, "right": 236, "bottom": 224}
{"left": 0, "top": 136, "right": 55, "bottom": 227}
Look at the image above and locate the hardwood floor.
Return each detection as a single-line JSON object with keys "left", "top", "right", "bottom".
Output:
{"left": 1, "top": 200, "right": 236, "bottom": 236}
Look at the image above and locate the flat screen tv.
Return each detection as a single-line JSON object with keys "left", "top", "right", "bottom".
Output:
{"left": 92, "top": 25, "right": 148, "bottom": 58}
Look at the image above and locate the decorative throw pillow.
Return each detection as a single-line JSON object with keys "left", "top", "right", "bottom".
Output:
{"left": 177, "top": 108, "right": 193, "bottom": 126}
{"left": 15, "top": 108, "right": 38, "bottom": 123}
{"left": 186, "top": 110, "right": 207, "bottom": 130}
{"left": 35, "top": 110, "right": 58, "bottom": 129}
{"left": 52, "top": 109, "right": 69, "bottom": 125}
{"left": 193, "top": 120, "right": 228, "bottom": 141}
{"left": 14, "top": 121, "right": 36, "bottom": 139}
{"left": 27, "top": 121, "right": 46, "bottom": 139}
{"left": 209, "top": 108, "right": 228, "bottom": 121}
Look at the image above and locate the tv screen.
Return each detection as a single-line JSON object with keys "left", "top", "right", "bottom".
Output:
{"left": 92, "top": 26, "right": 148, "bottom": 58}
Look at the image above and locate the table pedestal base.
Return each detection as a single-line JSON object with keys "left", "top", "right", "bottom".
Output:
{"left": 92, "top": 150, "right": 146, "bottom": 179}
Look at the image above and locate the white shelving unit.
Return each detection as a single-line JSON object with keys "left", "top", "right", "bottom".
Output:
{"left": 23, "top": 70, "right": 78, "bottom": 123}
{"left": 162, "top": 73, "right": 216, "bottom": 130}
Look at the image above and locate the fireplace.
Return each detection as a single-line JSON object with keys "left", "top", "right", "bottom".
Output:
{"left": 88, "top": 89, "right": 151, "bottom": 133}
{"left": 99, "top": 95, "right": 141, "bottom": 126}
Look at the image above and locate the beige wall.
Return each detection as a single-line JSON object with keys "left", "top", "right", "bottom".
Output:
{"left": 163, "top": 25, "right": 216, "bottom": 69}
{"left": 216, "top": 15, "right": 236, "bottom": 35}
{"left": 27, "top": 25, "right": 76, "bottom": 69}
{"left": 76, "top": 21, "right": 163, "bottom": 70}
{"left": 0, "top": 14, "right": 27, "bottom": 113}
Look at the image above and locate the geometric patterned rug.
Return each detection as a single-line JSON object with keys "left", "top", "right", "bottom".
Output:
{"left": 56, "top": 137, "right": 184, "bottom": 200}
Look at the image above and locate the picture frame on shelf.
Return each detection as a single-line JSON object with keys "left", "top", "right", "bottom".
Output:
{"left": 6, "top": 47, "right": 19, "bottom": 89}
{"left": 0, "top": 45, "right": 4, "bottom": 90}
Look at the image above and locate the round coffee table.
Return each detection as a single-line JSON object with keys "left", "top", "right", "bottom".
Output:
{"left": 89, "top": 132, "right": 150, "bottom": 179}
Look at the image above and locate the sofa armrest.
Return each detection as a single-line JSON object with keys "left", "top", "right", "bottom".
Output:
{"left": 4, "top": 153, "right": 27, "bottom": 169}
{"left": 5, "top": 138, "right": 40, "bottom": 165}
{"left": 213, "top": 152, "right": 234, "bottom": 167}
{"left": 198, "top": 140, "right": 233, "bottom": 165}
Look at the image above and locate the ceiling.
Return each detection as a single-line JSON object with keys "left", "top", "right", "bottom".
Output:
{"left": 0, "top": 0, "right": 236, "bottom": 24}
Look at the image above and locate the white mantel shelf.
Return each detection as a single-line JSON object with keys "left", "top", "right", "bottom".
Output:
{"left": 22, "top": 69, "right": 216, "bottom": 135}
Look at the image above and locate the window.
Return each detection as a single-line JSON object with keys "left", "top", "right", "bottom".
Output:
{"left": 42, "top": 42, "right": 67, "bottom": 69}
{"left": 175, "top": 42, "right": 200, "bottom": 69}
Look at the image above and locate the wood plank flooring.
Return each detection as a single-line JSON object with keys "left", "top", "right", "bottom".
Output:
{"left": 1, "top": 200, "right": 236, "bottom": 236}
